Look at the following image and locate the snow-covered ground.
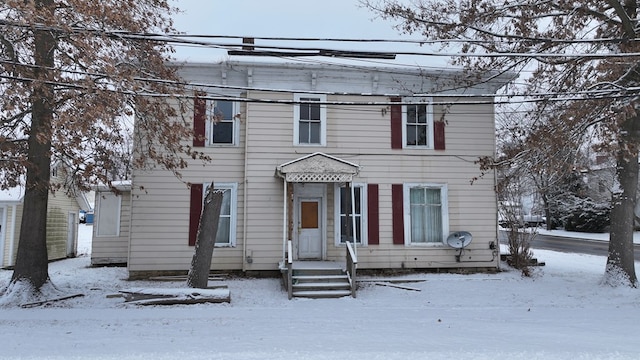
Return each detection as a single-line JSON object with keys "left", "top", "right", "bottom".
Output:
{"left": 0, "top": 224, "right": 639, "bottom": 360}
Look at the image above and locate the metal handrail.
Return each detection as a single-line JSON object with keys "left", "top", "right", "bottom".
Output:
{"left": 345, "top": 241, "right": 358, "bottom": 298}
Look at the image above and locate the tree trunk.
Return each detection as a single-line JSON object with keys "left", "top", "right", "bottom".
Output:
{"left": 10, "top": 0, "right": 56, "bottom": 290}
{"left": 187, "top": 183, "right": 224, "bottom": 289}
{"left": 606, "top": 116, "right": 639, "bottom": 287}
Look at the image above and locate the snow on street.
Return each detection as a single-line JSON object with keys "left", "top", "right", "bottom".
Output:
{"left": 0, "top": 224, "right": 639, "bottom": 360}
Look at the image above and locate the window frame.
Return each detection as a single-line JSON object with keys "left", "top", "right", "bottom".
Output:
{"left": 403, "top": 183, "right": 449, "bottom": 246}
{"left": 203, "top": 182, "right": 238, "bottom": 247}
{"left": 402, "top": 97, "right": 434, "bottom": 149}
{"left": 207, "top": 100, "right": 239, "bottom": 146}
{"left": 95, "top": 192, "right": 122, "bottom": 237}
{"left": 333, "top": 183, "right": 367, "bottom": 246}
{"left": 293, "top": 93, "right": 327, "bottom": 146}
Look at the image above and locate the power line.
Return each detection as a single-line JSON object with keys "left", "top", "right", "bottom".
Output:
{"left": 1, "top": 58, "right": 636, "bottom": 102}
{"left": 2, "top": 20, "right": 640, "bottom": 59}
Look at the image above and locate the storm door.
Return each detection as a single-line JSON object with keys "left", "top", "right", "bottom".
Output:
{"left": 297, "top": 198, "right": 323, "bottom": 259}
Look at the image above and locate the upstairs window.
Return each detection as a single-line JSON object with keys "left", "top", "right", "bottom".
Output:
{"left": 207, "top": 100, "right": 238, "bottom": 146}
{"left": 294, "top": 94, "right": 326, "bottom": 146}
{"left": 403, "top": 98, "right": 434, "bottom": 149}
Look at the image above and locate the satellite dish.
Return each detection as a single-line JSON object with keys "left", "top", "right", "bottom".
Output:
{"left": 446, "top": 231, "right": 472, "bottom": 249}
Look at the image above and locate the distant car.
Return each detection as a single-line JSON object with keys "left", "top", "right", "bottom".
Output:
{"left": 522, "top": 214, "right": 546, "bottom": 227}
{"left": 499, "top": 214, "right": 546, "bottom": 228}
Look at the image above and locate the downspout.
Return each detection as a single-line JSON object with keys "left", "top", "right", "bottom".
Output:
{"left": 350, "top": 181, "right": 357, "bottom": 259}
{"left": 242, "top": 97, "right": 250, "bottom": 272}
{"left": 282, "top": 180, "right": 287, "bottom": 265}
{"left": 126, "top": 188, "right": 133, "bottom": 269}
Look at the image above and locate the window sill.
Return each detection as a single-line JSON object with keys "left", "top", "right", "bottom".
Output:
{"left": 207, "top": 144, "right": 238, "bottom": 147}
{"left": 405, "top": 242, "right": 446, "bottom": 247}
{"left": 403, "top": 146, "right": 434, "bottom": 150}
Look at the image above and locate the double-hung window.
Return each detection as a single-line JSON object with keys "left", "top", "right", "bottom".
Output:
{"left": 207, "top": 100, "right": 238, "bottom": 146}
{"left": 294, "top": 94, "right": 326, "bottom": 146}
{"left": 403, "top": 98, "right": 434, "bottom": 148}
{"left": 404, "top": 183, "right": 448, "bottom": 244}
{"left": 203, "top": 183, "right": 238, "bottom": 247}
{"left": 334, "top": 184, "right": 367, "bottom": 245}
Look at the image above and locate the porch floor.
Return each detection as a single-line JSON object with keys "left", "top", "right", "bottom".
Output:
{"left": 292, "top": 260, "right": 346, "bottom": 271}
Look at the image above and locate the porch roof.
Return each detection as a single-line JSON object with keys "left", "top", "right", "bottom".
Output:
{"left": 276, "top": 152, "right": 359, "bottom": 183}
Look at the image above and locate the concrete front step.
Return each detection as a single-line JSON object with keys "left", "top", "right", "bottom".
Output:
{"left": 290, "top": 268, "right": 352, "bottom": 299}
{"left": 293, "top": 281, "right": 351, "bottom": 290}
{"left": 293, "top": 274, "right": 349, "bottom": 282}
{"left": 292, "top": 289, "right": 353, "bottom": 298}
{"left": 292, "top": 269, "right": 345, "bottom": 277}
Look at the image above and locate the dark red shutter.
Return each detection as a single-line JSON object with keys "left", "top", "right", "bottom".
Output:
{"left": 390, "top": 97, "right": 402, "bottom": 149}
{"left": 193, "top": 96, "right": 206, "bottom": 147}
{"left": 188, "top": 184, "right": 203, "bottom": 246}
{"left": 434, "top": 121, "right": 445, "bottom": 150}
{"left": 367, "top": 184, "right": 379, "bottom": 245}
{"left": 391, "top": 184, "right": 404, "bottom": 245}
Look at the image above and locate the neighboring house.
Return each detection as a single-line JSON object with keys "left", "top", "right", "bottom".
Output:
{"left": 0, "top": 166, "right": 85, "bottom": 268}
{"left": 92, "top": 61, "right": 511, "bottom": 279}
{"left": 583, "top": 155, "right": 616, "bottom": 204}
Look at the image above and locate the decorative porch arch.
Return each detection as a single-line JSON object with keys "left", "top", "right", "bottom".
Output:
{"left": 276, "top": 152, "right": 360, "bottom": 263}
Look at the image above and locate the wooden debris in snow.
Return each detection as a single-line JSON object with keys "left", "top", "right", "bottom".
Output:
{"left": 119, "top": 286, "right": 230, "bottom": 305}
{"left": 20, "top": 293, "right": 85, "bottom": 308}
{"left": 357, "top": 278, "right": 426, "bottom": 283}
{"left": 374, "top": 282, "right": 422, "bottom": 292}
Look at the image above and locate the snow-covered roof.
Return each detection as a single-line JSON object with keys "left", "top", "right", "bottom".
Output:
{"left": 178, "top": 60, "right": 515, "bottom": 97}
{"left": 95, "top": 180, "right": 132, "bottom": 192}
{"left": 0, "top": 185, "right": 25, "bottom": 202}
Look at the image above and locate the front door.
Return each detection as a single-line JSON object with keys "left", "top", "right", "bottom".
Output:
{"left": 298, "top": 198, "right": 322, "bottom": 259}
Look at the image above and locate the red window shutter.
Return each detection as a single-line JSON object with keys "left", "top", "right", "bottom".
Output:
{"left": 390, "top": 97, "right": 402, "bottom": 149}
{"left": 193, "top": 96, "right": 206, "bottom": 147}
{"left": 188, "top": 184, "right": 203, "bottom": 246}
{"left": 391, "top": 184, "right": 405, "bottom": 245}
{"left": 367, "top": 184, "right": 379, "bottom": 245}
{"left": 434, "top": 121, "right": 445, "bottom": 150}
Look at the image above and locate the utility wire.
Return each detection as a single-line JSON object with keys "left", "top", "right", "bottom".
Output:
{"left": 2, "top": 20, "right": 640, "bottom": 59}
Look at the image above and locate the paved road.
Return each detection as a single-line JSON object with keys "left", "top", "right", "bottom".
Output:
{"left": 498, "top": 230, "right": 640, "bottom": 261}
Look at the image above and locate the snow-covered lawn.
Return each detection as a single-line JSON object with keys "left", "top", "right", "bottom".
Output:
{"left": 0, "top": 224, "right": 639, "bottom": 360}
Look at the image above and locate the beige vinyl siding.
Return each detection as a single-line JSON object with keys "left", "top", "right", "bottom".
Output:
{"left": 243, "top": 91, "right": 498, "bottom": 270}
{"left": 0, "top": 205, "right": 18, "bottom": 267}
{"left": 127, "top": 133, "right": 246, "bottom": 273}
{"left": 1, "top": 203, "right": 23, "bottom": 267}
{"left": 128, "top": 87, "right": 499, "bottom": 273}
{"left": 11, "top": 204, "right": 23, "bottom": 266}
{"left": 46, "top": 191, "right": 80, "bottom": 260}
{"left": 91, "top": 190, "right": 131, "bottom": 265}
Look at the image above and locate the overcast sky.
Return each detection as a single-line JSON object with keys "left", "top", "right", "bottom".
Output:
{"left": 169, "top": 0, "right": 445, "bottom": 68}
